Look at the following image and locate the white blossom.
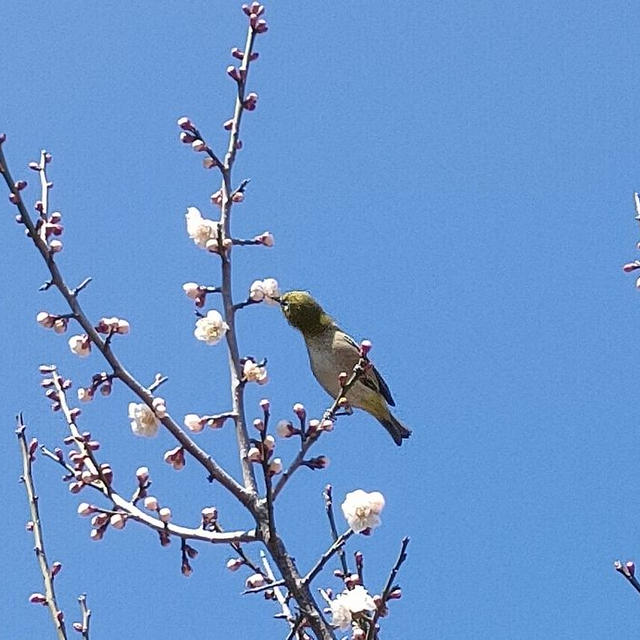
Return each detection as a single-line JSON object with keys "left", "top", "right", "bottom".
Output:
{"left": 194, "top": 310, "right": 229, "bottom": 345}
{"left": 185, "top": 206, "right": 219, "bottom": 250}
{"left": 68, "top": 334, "right": 91, "bottom": 357}
{"left": 330, "top": 586, "right": 376, "bottom": 630}
{"left": 243, "top": 359, "right": 268, "bottom": 385}
{"left": 341, "top": 490, "right": 385, "bottom": 533}
{"left": 128, "top": 402, "right": 159, "bottom": 438}
{"left": 182, "top": 282, "right": 201, "bottom": 299}
{"left": 249, "top": 277, "right": 280, "bottom": 304}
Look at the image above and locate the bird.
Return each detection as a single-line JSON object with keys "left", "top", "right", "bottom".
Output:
{"left": 278, "top": 290, "right": 411, "bottom": 446}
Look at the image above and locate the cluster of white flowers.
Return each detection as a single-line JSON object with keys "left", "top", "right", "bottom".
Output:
{"left": 329, "top": 585, "right": 377, "bottom": 630}
{"left": 194, "top": 310, "right": 229, "bottom": 345}
{"left": 185, "top": 206, "right": 220, "bottom": 252}
{"left": 341, "top": 490, "right": 385, "bottom": 534}
{"left": 128, "top": 402, "right": 159, "bottom": 438}
{"left": 249, "top": 277, "right": 280, "bottom": 304}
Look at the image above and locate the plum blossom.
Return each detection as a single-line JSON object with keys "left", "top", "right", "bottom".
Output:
{"left": 243, "top": 359, "right": 268, "bottom": 384}
{"left": 185, "top": 206, "right": 219, "bottom": 250}
{"left": 128, "top": 402, "right": 159, "bottom": 438}
{"left": 194, "top": 310, "right": 229, "bottom": 345}
{"left": 184, "top": 413, "right": 205, "bottom": 432}
{"left": 329, "top": 586, "right": 376, "bottom": 630}
{"left": 249, "top": 277, "right": 280, "bottom": 304}
{"left": 341, "top": 490, "right": 385, "bottom": 534}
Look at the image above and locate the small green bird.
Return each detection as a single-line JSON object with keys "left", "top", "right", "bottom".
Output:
{"left": 278, "top": 291, "right": 411, "bottom": 446}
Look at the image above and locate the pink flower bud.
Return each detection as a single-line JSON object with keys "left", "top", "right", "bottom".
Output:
{"left": 293, "top": 403, "right": 306, "bottom": 420}
{"left": 29, "top": 593, "right": 47, "bottom": 605}
{"left": 77, "top": 503, "right": 95, "bottom": 516}
{"left": 191, "top": 139, "right": 206, "bottom": 152}
{"left": 321, "top": 419, "right": 334, "bottom": 432}
{"left": 227, "top": 66, "right": 241, "bottom": 81}
{"left": 177, "top": 117, "right": 196, "bottom": 131}
{"left": 254, "top": 19, "right": 268, "bottom": 33}
{"left": 626, "top": 561, "right": 636, "bottom": 577}
{"left": 53, "top": 317, "right": 68, "bottom": 334}
{"left": 245, "top": 573, "right": 265, "bottom": 589}
{"left": 268, "top": 458, "right": 282, "bottom": 475}
{"left": 226, "top": 557, "right": 244, "bottom": 572}
{"left": 259, "top": 398, "right": 271, "bottom": 412}
{"left": 68, "top": 481, "right": 83, "bottom": 494}
{"left": 144, "top": 496, "right": 159, "bottom": 511}
{"left": 360, "top": 340, "right": 372, "bottom": 356}
{"left": 255, "top": 231, "right": 274, "bottom": 246}
{"left": 253, "top": 418, "right": 265, "bottom": 432}
{"left": 73, "top": 622, "right": 83, "bottom": 632}
{"left": 242, "top": 4, "right": 252, "bottom": 15}
{"left": 247, "top": 446, "right": 262, "bottom": 462}
{"left": 51, "top": 561, "right": 62, "bottom": 577}
{"left": 91, "top": 513, "right": 108, "bottom": 528}
{"left": 184, "top": 413, "right": 205, "bottom": 433}
{"left": 159, "top": 507, "right": 172, "bottom": 523}
{"left": 26, "top": 521, "right": 34, "bottom": 531}
{"left": 201, "top": 506, "right": 218, "bottom": 523}
{"left": 223, "top": 118, "right": 234, "bottom": 130}
{"left": 232, "top": 191, "right": 244, "bottom": 203}
{"left": 308, "top": 419, "right": 320, "bottom": 434}
{"left": 203, "top": 156, "right": 217, "bottom": 169}
{"left": 264, "top": 435, "right": 275, "bottom": 451}
{"left": 49, "top": 239, "right": 63, "bottom": 253}
{"left": 110, "top": 513, "right": 126, "bottom": 529}
{"left": 136, "top": 466, "right": 149, "bottom": 484}
{"left": 387, "top": 587, "right": 402, "bottom": 600}
{"left": 231, "top": 47, "right": 244, "bottom": 60}
{"left": 90, "top": 528, "right": 103, "bottom": 541}
{"left": 276, "top": 420, "right": 295, "bottom": 438}
{"left": 36, "top": 311, "right": 55, "bottom": 328}
{"left": 49, "top": 211, "right": 62, "bottom": 223}
{"left": 179, "top": 131, "right": 196, "bottom": 144}
{"left": 14, "top": 180, "right": 27, "bottom": 191}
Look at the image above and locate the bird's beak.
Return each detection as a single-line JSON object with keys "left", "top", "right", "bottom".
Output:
{"left": 273, "top": 296, "right": 284, "bottom": 306}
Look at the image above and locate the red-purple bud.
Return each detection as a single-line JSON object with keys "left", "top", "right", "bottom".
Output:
{"left": 231, "top": 47, "right": 244, "bottom": 60}
{"left": 0, "top": 133, "right": 6, "bottom": 144}
{"left": 180, "top": 131, "right": 196, "bottom": 144}
{"left": 227, "top": 66, "right": 241, "bottom": 82}
{"left": 51, "top": 561, "right": 63, "bottom": 577}
{"left": 9, "top": 192, "right": 19, "bottom": 204}
{"left": 626, "top": 561, "right": 636, "bottom": 577}
{"left": 177, "top": 116, "right": 196, "bottom": 131}
{"left": 254, "top": 19, "right": 269, "bottom": 33}
{"left": 14, "top": 180, "right": 27, "bottom": 191}
{"left": 241, "top": 4, "right": 252, "bottom": 16}
{"left": 29, "top": 593, "right": 47, "bottom": 605}
{"left": 223, "top": 118, "right": 234, "bottom": 130}
{"left": 360, "top": 340, "right": 372, "bottom": 357}
{"left": 28, "top": 162, "right": 40, "bottom": 171}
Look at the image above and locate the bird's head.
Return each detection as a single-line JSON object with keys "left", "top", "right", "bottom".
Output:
{"left": 279, "top": 291, "right": 333, "bottom": 336}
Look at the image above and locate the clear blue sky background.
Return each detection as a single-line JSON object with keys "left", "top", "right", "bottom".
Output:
{"left": 2, "top": 2, "right": 640, "bottom": 638}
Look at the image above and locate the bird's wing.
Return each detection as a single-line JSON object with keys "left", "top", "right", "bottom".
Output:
{"left": 340, "top": 331, "right": 396, "bottom": 407}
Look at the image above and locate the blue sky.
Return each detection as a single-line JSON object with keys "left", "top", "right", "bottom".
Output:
{"left": 2, "top": 2, "right": 640, "bottom": 638}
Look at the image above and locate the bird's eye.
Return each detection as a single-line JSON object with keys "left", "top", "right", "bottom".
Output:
{"left": 282, "top": 303, "right": 289, "bottom": 312}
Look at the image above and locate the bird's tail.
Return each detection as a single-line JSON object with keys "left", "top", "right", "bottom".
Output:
{"left": 379, "top": 413, "right": 412, "bottom": 446}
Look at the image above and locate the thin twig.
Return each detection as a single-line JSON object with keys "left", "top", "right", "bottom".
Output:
{"left": 261, "top": 551, "right": 294, "bottom": 625}
{"left": 303, "top": 530, "right": 353, "bottom": 586}
{"left": 16, "top": 414, "right": 68, "bottom": 640}
{"left": 367, "top": 537, "right": 410, "bottom": 639}
{"left": 614, "top": 561, "right": 640, "bottom": 595}
{"left": 323, "top": 485, "right": 349, "bottom": 576}
{"left": 77, "top": 594, "right": 91, "bottom": 639}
